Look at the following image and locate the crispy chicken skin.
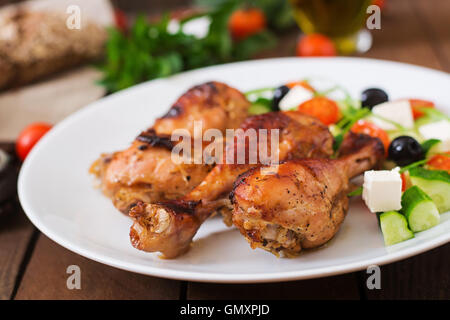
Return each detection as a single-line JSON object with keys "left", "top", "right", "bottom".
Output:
{"left": 231, "top": 132, "right": 385, "bottom": 256}
{"left": 129, "top": 111, "right": 334, "bottom": 258}
{"left": 90, "top": 81, "right": 250, "bottom": 213}
{"left": 153, "top": 81, "right": 250, "bottom": 136}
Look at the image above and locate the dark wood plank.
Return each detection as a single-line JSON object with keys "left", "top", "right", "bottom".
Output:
{"left": 187, "top": 273, "right": 361, "bottom": 300}
{"left": 362, "top": 243, "right": 450, "bottom": 299}
{"left": 360, "top": 0, "right": 444, "bottom": 70}
{"left": 0, "top": 142, "right": 36, "bottom": 300}
{"left": 14, "top": 234, "right": 181, "bottom": 300}
{"left": 0, "top": 204, "right": 36, "bottom": 300}
{"left": 411, "top": 0, "right": 450, "bottom": 72}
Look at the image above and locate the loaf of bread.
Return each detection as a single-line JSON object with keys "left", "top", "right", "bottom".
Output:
{"left": 0, "top": 7, "right": 107, "bottom": 90}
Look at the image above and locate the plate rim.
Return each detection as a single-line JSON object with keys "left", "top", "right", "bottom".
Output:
{"left": 18, "top": 56, "right": 450, "bottom": 283}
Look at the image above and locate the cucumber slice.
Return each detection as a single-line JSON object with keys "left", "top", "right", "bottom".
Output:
{"left": 379, "top": 211, "right": 414, "bottom": 246}
{"left": 401, "top": 186, "right": 440, "bottom": 232}
{"left": 409, "top": 167, "right": 450, "bottom": 213}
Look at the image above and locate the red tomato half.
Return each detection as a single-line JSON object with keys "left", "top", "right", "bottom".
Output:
{"left": 296, "top": 34, "right": 337, "bottom": 57}
{"left": 409, "top": 99, "right": 435, "bottom": 119}
{"left": 297, "top": 97, "right": 340, "bottom": 125}
{"left": 16, "top": 123, "right": 52, "bottom": 161}
{"left": 351, "top": 120, "right": 390, "bottom": 154}
{"left": 400, "top": 172, "right": 408, "bottom": 191}
{"left": 427, "top": 152, "right": 450, "bottom": 172}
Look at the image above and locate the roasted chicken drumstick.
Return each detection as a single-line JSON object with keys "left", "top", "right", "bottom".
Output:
{"left": 90, "top": 82, "right": 250, "bottom": 213}
{"left": 231, "top": 132, "right": 385, "bottom": 256}
{"left": 129, "top": 111, "right": 334, "bottom": 258}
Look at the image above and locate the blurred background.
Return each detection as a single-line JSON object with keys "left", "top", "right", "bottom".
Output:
{"left": 3, "top": 0, "right": 449, "bottom": 176}
{"left": 0, "top": 0, "right": 390, "bottom": 141}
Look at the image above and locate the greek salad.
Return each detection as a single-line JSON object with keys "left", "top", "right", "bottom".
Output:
{"left": 245, "top": 79, "right": 450, "bottom": 246}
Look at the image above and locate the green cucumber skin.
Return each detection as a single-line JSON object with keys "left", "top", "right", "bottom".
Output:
{"left": 379, "top": 211, "right": 414, "bottom": 246}
{"left": 409, "top": 167, "right": 450, "bottom": 213}
{"left": 401, "top": 186, "right": 440, "bottom": 232}
{"left": 409, "top": 167, "right": 450, "bottom": 183}
{"left": 401, "top": 186, "right": 432, "bottom": 214}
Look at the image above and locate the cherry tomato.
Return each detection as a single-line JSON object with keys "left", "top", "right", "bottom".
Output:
{"left": 427, "top": 152, "right": 450, "bottom": 172}
{"left": 296, "top": 34, "right": 337, "bottom": 57}
{"left": 409, "top": 99, "right": 435, "bottom": 119}
{"left": 229, "top": 8, "right": 266, "bottom": 40}
{"left": 114, "top": 8, "right": 128, "bottom": 32}
{"left": 16, "top": 123, "right": 52, "bottom": 161}
{"left": 286, "top": 80, "right": 315, "bottom": 92}
{"left": 297, "top": 97, "right": 340, "bottom": 125}
{"left": 351, "top": 120, "right": 390, "bottom": 154}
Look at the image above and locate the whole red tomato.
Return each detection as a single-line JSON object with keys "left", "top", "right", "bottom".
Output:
{"left": 16, "top": 122, "right": 52, "bottom": 161}
{"left": 229, "top": 8, "right": 266, "bottom": 39}
{"left": 114, "top": 8, "right": 128, "bottom": 32}
{"left": 296, "top": 34, "right": 337, "bottom": 57}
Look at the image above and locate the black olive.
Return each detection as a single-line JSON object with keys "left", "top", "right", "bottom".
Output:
{"left": 388, "top": 136, "right": 424, "bottom": 166}
{"left": 361, "top": 88, "right": 389, "bottom": 109}
{"left": 272, "top": 85, "right": 290, "bottom": 111}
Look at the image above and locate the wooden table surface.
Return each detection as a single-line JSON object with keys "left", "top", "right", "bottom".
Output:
{"left": 1, "top": 0, "right": 450, "bottom": 300}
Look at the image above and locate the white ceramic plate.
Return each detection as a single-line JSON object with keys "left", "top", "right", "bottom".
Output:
{"left": 18, "top": 57, "right": 450, "bottom": 283}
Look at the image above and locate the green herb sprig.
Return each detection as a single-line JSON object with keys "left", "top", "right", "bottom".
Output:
{"left": 333, "top": 106, "right": 372, "bottom": 152}
{"left": 99, "top": 0, "right": 276, "bottom": 93}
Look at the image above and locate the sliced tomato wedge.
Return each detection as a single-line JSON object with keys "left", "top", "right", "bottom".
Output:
{"left": 409, "top": 99, "right": 435, "bottom": 119}
{"left": 400, "top": 172, "right": 408, "bottom": 191}
{"left": 351, "top": 120, "right": 390, "bottom": 154}
{"left": 297, "top": 97, "right": 339, "bottom": 125}
{"left": 427, "top": 151, "right": 450, "bottom": 172}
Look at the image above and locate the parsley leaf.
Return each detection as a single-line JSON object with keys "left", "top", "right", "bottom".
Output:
{"left": 99, "top": 1, "right": 277, "bottom": 93}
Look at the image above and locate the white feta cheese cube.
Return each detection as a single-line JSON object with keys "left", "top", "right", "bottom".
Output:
{"left": 371, "top": 100, "right": 414, "bottom": 130}
{"left": 279, "top": 85, "right": 314, "bottom": 111}
{"left": 418, "top": 120, "right": 450, "bottom": 152}
{"left": 362, "top": 168, "right": 402, "bottom": 213}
